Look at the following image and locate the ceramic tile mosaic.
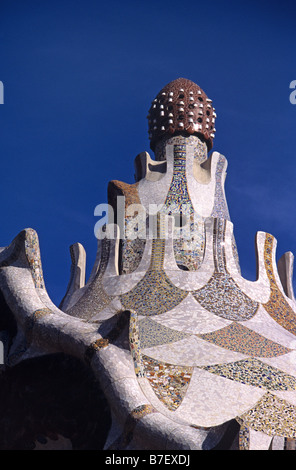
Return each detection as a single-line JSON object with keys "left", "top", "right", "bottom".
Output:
{"left": 5, "top": 78, "right": 296, "bottom": 450}
{"left": 113, "top": 180, "right": 146, "bottom": 275}
{"left": 0, "top": 228, "right": 45, "bottom": 290}
{"left": 231, "top": 234, "right": 241, "bottom": 274}
{"left": 120, "top": 237, "right": 146, "bottom": 275}
{"left": 152, "top": 293, "right": 232, "bottom": 335}
{"left": 131, "top": 403, "right": 157, "bottom": 419}
{"left": 67, "top": 237, "right": 113, "bottom": 320}
{"left": 7, "top": 307, "right": 53, "bottom": 366}
{"left": 237, "top": 420, "right": 250, "bottom": 450}
{"left": 162, "top": 144, "right": 195, "bottom": 214}
{"left": 24, "top": 228, "right": 45, "bottom": 289}
{"left": 172, "top": 368, "right": 265, "bottom": 427}
{"left": 210, "top": 154, "right": 230, "bottom": 221}
{"left": 107, "top": 404, "right": 158, "bottom": 450}
{"left": 238, "top": 392, "right": 296, "bottom": 438}
{"left": 129, "top": 309, "right": 144, "bottom": 377}
{"left": 129, "top": 307, "right": 195, "bottom": 413}
{"left": 108, "top": 179, "right": 142, "bottom": 277}
{"left": 31, "top": 307, "right": 52, "bottom": 321}
{"left": 86, "top": 310, "right": 131, "bottom": 362}
{"left": 154, "top": 135, "right": 208, "bottom": 163}
{"left": 240, "top": 306, "right": 296, "bottom": 350}
{"left": 28, "top": 307, "right": 54, "bottom": 340}
{"left": 263, "top": 234, "right": 296, "bottom": 335}
{"left": 272, "top": 389, "right": 296, "bottom": 407}
{"left": 192, "top": 219, "right": 259, "bottom": 320}
{"left": 120, "top": 185, "right": 296, "bottom": 434}
{"left": 193, "top": 273, "right": 259, "bottom": 321}
{"left": 159, "top": 143, "right": 206, "bottom": 270}
{"left": 249, "top": 429, "right": 273, "bottom": 450}
{"left": 140, "top": 335, "right": 247, "bottom": 367}
{"left": 200, "top": 358, "right": 296, "bottom": 390}
{"left": 261, "top": 352, "right": 296, "bottom": 378}
{"left": 141, "top": 354, "right": 193, "bottom": 411}
{"left": 172, "top": 220, "right": 205, "bottom": 271}
{"left": 101, "top": 308, "right": 130, "bottom": 341}
{"left": 198, "top": 322, "right": 291, "bottom": 357}
{"left": 0, "top": 230, "right": 26, "bottom": 268}
{"left": 120, "top": 238, "right": 188, "bottom": 315}
{"left": 138, "top": 317, "right": 189, "bottom": 349}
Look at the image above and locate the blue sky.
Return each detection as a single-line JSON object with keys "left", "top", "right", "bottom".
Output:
{"left": 0, "top": 0, "right": 296, "bottom": 305}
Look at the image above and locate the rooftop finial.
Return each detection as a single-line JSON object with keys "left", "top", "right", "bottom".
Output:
{"left": 148, "top": 78, "right": 216, "bottom": 151}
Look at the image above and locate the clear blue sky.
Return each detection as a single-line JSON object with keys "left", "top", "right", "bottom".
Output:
{"left": 0, "top": 0, "right": 296, "bottom": 305}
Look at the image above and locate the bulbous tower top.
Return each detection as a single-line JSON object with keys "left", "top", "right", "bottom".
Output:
{"left": 147, "top": 77, "right": 216, "bottom": 151}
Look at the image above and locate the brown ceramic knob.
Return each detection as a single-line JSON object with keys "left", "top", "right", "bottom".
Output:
{"left": 148, "top": 78, "right": 216, "bottom": 151}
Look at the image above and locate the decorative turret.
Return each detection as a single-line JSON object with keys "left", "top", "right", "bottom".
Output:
{"left": 148, "top": 77, "right": 216, "bottom": 152}
{"left": 0, "top": 78, "right": 296, "bottom": 451}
